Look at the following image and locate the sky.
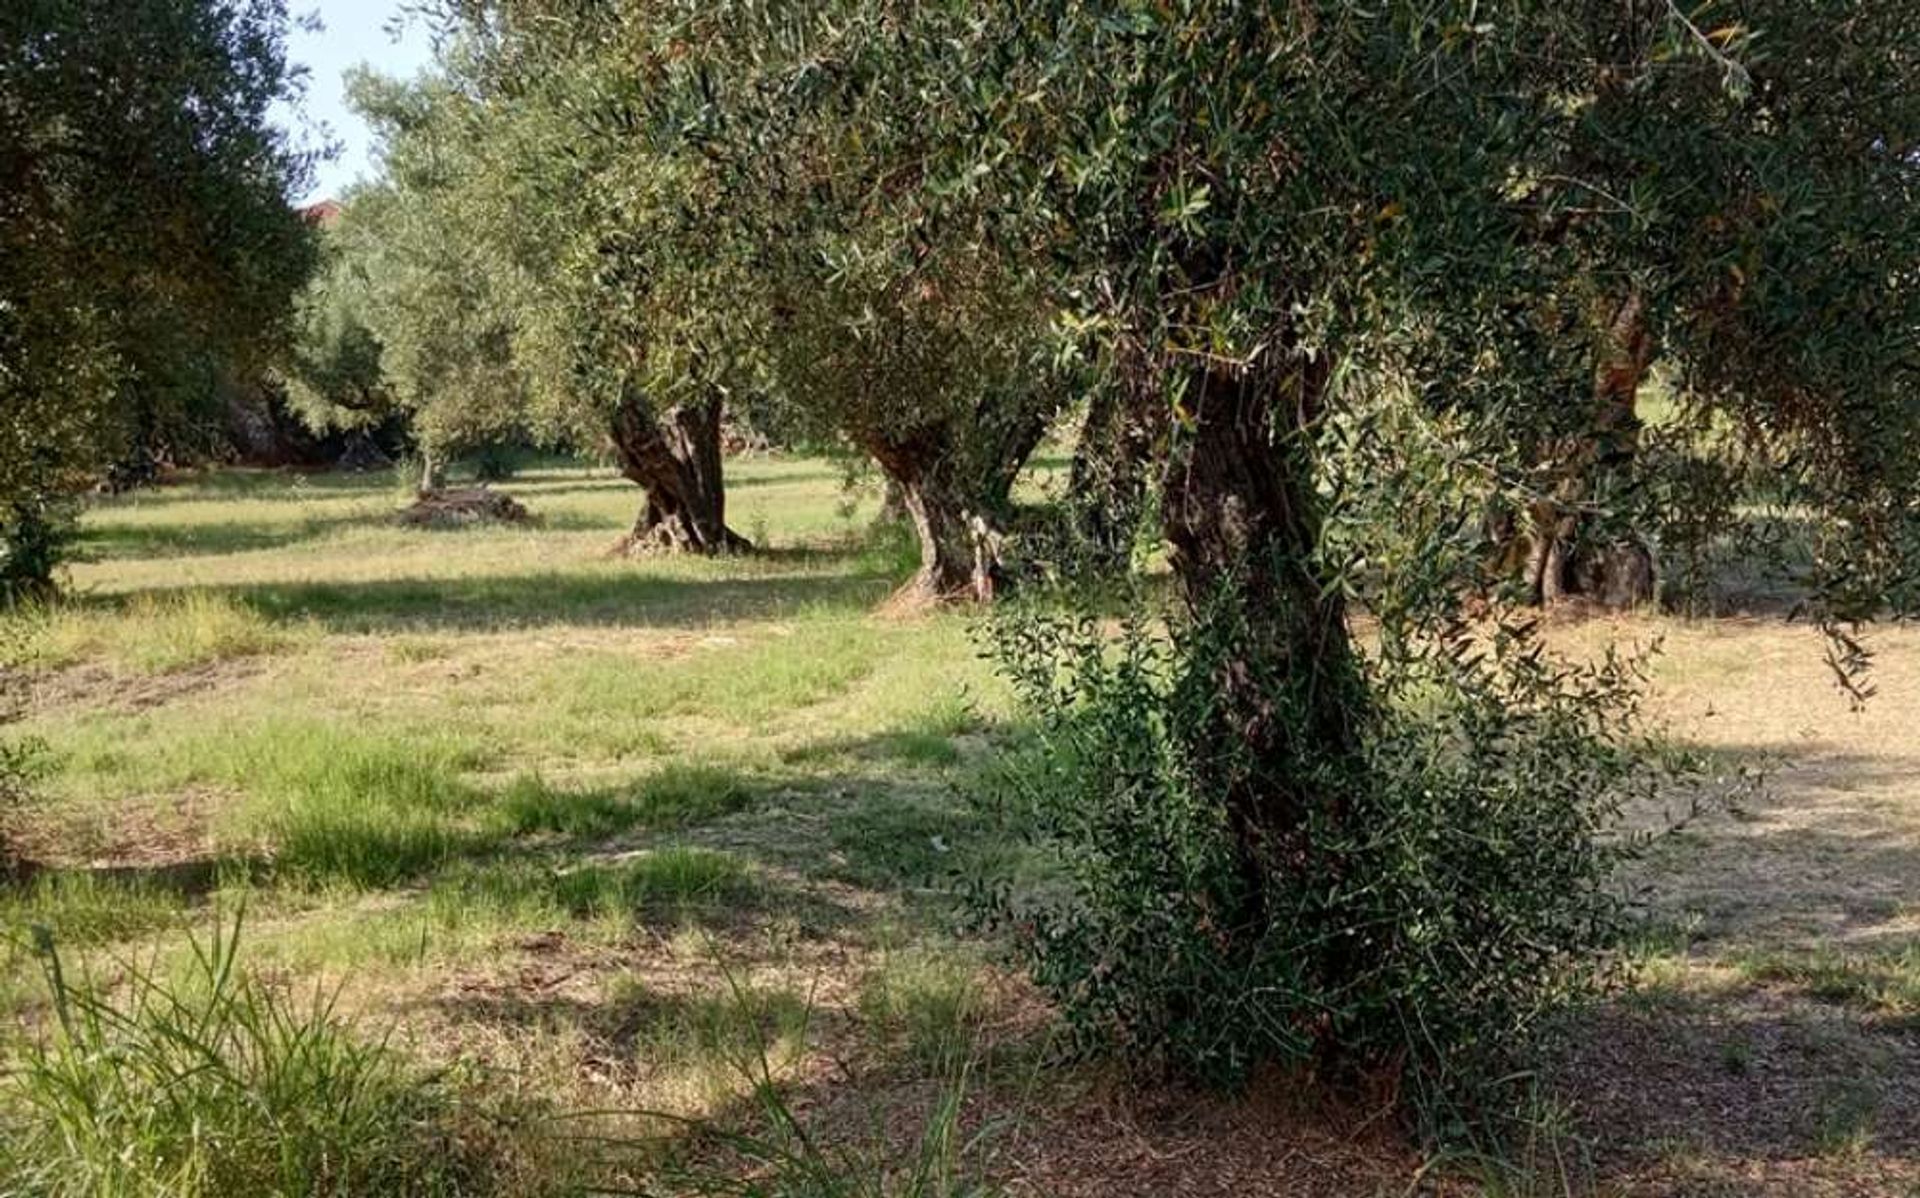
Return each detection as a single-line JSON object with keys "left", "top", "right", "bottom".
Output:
{"left": 273, "top": 1, "right": 437, "bottom": 204}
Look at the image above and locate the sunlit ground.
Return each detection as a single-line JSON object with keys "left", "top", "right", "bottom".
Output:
{"left": 4, "top": 456, "right": 1915, "bottom": 1194}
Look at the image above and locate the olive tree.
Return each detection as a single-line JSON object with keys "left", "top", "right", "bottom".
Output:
{"left": 1495, "top": 1, "right": 1920, "bottom": 609}
{"left": 402, "top": 0, "right": 1916, "bottom": 1114}
{"left": 1004, "top": 0, "right": 1911, "bottom": 1100}
{"left": 669, "top": 0, "right": 1917, "bottom": 1109}
{"left": 0, "top": 0, "right": 314, "bottom": 592}
{"left": 386, "top": 14, "right": 757, "bottom": 553}
{"left": 437, "top": 0, "right": 1068, "bottom": 586}
{"left": 280, "top": 206, "right": 403, "bottom": 452}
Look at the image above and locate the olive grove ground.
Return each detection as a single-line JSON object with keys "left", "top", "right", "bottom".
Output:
{"left": 2, "top": 458, "right": 1914, "bottom": 1195}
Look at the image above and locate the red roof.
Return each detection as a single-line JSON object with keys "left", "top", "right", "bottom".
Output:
{"left": 300, "top": 199, "right": 344, "bottom": 227}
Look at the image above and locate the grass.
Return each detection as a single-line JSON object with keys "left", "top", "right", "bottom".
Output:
{"left": 1733, "top": 944, "right": 1920, "bottom": 1015}
{"left": 0, "top": 871, "right": 193, "bottom": 947}
{"left": 0, "top": 917, "right": 562, "bottom": 1198}
{"left": 546, "top": 849, "right": 755, "bottom": 918}
{"left": 7, "top": 590, "right": 302, "bottom": 674}
{"left": 4, "top": 457, "right": 1917, "bottom": 1196}
{"left": 859, "top": 947, "right": 989, "bottom": 1069}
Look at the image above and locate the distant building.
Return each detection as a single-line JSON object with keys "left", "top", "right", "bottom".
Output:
{"left": 299, "top": 199, "right": 344, "bottom": 228}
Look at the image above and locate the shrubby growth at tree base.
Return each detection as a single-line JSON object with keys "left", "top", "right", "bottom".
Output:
{"left": 0, "top": 0, "right": 315, "bottom": 595}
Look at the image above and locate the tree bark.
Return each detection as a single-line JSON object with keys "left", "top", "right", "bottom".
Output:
{"left": 873, "top": 476, "right": 908, "bottom": 526}
{"left": 865, "top": 432, "right": 1006, "bottom": 606}
{"left": 418, "top": 448, "right": 442, "bottom": 495}
{"left": 609, "top": 390, "right": 751, "bottom": 555}
{"left": 858, "top": 395, "right": 1049, "bottom": 606}
{"left": 1160, "top": 354, "right": 1365, "bottom": 921}
{"left": 1523, "top": 293, "right": 1657, "bottom": 609}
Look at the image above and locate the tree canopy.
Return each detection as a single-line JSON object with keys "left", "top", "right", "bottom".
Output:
{"left": 1, "top": 0, "right": 314, "bottom": 590}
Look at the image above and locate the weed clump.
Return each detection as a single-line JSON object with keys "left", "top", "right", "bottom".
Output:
{"left": 0, "top": 917, "right": 565, "bottom": 1197}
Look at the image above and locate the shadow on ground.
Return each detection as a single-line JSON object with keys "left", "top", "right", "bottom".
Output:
{"left": 72, "top": 566, "right": 899, "bottom": 634}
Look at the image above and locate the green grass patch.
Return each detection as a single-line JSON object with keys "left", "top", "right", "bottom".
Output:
{"left": 1735, "top": 945, "right": 1920, "bottom": 1015}
{"left": 211, "top": 721, "right": 497, "bottom": 888}
{"left": 550, "top": 849, "right": 755, "bottom": 919}
{"left": 0, "top": 871, "right": 194, "bottom": 947}
{"left": 859, "top": 948, "right": 988, "bottom": 1069}
{"left": 0, "top": 919, "right": 563, "bottom": 1197}
{"left": 503, "top": 766, "right": 757, "bottom": 840}
{"left": 828, "top": 792, "right": 980, "bottom": 890}
{"left": 5, "top": 591, "right": 299, "bottom": 674}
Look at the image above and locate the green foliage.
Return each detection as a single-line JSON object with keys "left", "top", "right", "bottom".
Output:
{"left": 282, "top": 98, "right": 534, "bottom": 468}
{"left": 1, "top": 490, "right": 78, "bottom": 603}
{"left": 976, "top": 591, "right": 1700, "bottom": 1115}
{"left": 279, "top": 219, "right": 399, "bottom": 436}
{"left": 0, "top": 0, "right": 316, "bottom": 585}
{"left": 0, "top": 917, "right": 555, "bottom": 1197}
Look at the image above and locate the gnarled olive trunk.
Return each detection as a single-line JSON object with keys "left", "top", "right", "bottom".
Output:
{"left": 866, "top": 437, "right": 1001, "bottom": 605}
{"left": 1523, "top": 294, "right": 1657, "bottom": 608}
{"left": 864, "top": 407, "right": 1047, "bottom": 606}
{"left": 609, "top": 391, "right": 750, "bottom": 555}
{"left": 1160, "top": 355, "right": 1365, "bottom": 921}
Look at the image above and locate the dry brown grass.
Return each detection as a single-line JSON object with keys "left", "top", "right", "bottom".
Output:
{"left": 1543, "top": 615, "right": 1920, "bottom": 1196}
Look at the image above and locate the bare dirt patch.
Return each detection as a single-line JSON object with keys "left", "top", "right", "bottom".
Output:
{"left": 8, "top": 785, "right": 226, "bottom": 877}
{"left": 23, "top": 657, "right": 266, "bottom": 717}
{"left": 1557, "top": 977, "right": 1920, "bottom": 1196}
{"left": 997, "top": 1071, "right": 1428, "bottom": 1197}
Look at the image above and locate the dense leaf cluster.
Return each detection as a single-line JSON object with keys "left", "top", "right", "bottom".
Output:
{"left": 1, "top": 0, "right": 314, "bottom": 589}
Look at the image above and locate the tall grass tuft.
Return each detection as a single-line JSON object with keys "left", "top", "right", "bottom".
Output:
{"left": 637, "top": 965, "right": 1001, "bottom": 1198}
{"left": 0, "top": 915, "right": 557, "bottom": 1197}
{"left": 220, "top": 722, "right": 495, "bottom": 888}
{"left": 655, "top": 1070, "right": 998, "bottom": 1198}
{"left": 10, "top": 591, "right": 294, "bottom": 674}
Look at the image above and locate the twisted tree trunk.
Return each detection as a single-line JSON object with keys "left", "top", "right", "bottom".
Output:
{"left": 1070, "top": 342, "right": 1160, "bottom": 569}
{"left": 1523, "top": 294, "right": 1657, "bottom": 608}
{"left": 609, "top": 391, "right": 751, "bottom": 555}
{"left": 863, "top": 405, "right": 1047, "bottom": 606}
{"left": 866, "top": 435, "right": 1001, "bottom": 605}
{"left": 1160, "top": 353, "right": 1365, "bottom": 920}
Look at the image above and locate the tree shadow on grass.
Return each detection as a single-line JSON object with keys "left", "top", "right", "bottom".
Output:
{"left": 76, "top": 506, "right": 650, "bottom": 565}
{"left": 86, "top": 467, "right": 405, "bottom": 509}
{"left": 85, "top": 567, "right": 899, "bottom": 634}
{"left": 76, "top": 511, "right": 383, "bottom": 562}
{"left": 1561, "top": 737, "right": 1920, "bottom": 1187}
{"left": 1551, "top": 990, "right": 1920, "bottom": 1188}
{"left": 1628, "top": 743, "right": 1920, "bottom": 952}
